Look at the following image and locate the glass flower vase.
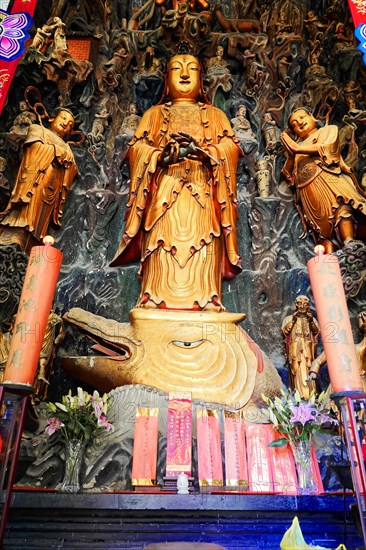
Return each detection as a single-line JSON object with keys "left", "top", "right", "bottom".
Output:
{"left": 60, "top": 438, "right": 85, "bottom": 493}
{"left": 290, "top": 439, "right": 317, "bottom": 495}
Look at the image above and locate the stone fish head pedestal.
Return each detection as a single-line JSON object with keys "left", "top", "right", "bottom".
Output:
{"left": 62, "top": 307, "right": 282, "bottom": 410}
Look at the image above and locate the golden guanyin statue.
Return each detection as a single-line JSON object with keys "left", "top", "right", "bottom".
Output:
{"left": 110, "top": 53, "right": 242, "bottom": 310}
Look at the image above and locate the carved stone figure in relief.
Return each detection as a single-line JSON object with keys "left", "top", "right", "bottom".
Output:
{"left": 261, "top": 112, "right": 280, "bottom": 150}
{"left": 0, "top": 110, "right": 78, "bottom": 241}
{"left": 118, "top": 103, "right": 141, "bottom": 139}
{"left": 30, "top": 17, "right": 66, "bottom": 53}
{"left": 110, "top": 53, "right": 242, "bottom": 311}
{"left": 7, "top": 100, "right": 37, "bottom": 150}
{"left": 281, "top": 107, "right": 366, "bottom": 253}
{"left": 230, "top": 104, "right": 257, "bottom": 151}
{"left": 282, "top": 295, "right": 320, "bottom": 399}
{"left": 205, "top": 45, "right": 232, "bottom": 104}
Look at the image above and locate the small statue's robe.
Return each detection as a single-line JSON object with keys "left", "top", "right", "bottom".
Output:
{"left": 0, "top": 124, "right": 78, "bottom": 240}
{"left": 282, "top": 124, "right": 366, "bottom": 241}
{"left": 282, "top": 314, "right": 320, "bottom": 399}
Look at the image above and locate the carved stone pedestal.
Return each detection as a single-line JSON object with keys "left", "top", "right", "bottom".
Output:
{"left": 62, "top": 307, "right": 282, "bottom": 409}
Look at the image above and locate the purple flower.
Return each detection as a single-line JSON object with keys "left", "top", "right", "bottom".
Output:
{"left": 45, "top": 417, "right": 65, "bottom": 436}
{"left": 0, "top": 10, "right": 32, "bottom": 61}
{"left": 97, "top": 415, "right": 113, "bottom": 432}
{"left": 93, "top": 400, "right": 103, "bottom": 419}
{"left": 318, "top": 412, "right": 338, "bottom": 425}
{"left": 289, "top": 402, "right": 317, "bottom": 426}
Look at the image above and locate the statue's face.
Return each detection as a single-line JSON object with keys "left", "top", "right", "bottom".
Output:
{"left": 51, "top": 110, "right": 74, "bottom": 137}
{"left": 289, "top": 109, "right": 317, "bottom": 139}
{"left": 167, "top": 54, "right": 201, "bottom": 102}
{"left": 237, "top": 105, "right": 246, "bottom": 117}
{"left": 295, "top": 296, "right": 310, "bottom": 313}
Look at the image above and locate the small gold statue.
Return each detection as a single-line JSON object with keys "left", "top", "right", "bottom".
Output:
{"left": 282, "top": 295, "right": 320, "bottom": 399}
{"left": 0, "top": 109, "right": 78, "bottom": 242}
{"left": 281, "top": 107, "right": 366, "bottom": 253}
{"left": 110, "top": 52, "right": 241, "bottom": 311}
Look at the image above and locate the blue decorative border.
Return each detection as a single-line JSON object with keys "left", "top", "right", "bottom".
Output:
{"left": 355, "top": 23, "right": 366, "bottom": 66}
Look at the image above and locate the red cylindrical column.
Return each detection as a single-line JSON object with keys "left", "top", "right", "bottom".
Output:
{"left": 307, "top": 246, "right": 362, "bottom": 395}
{"left": 2, "top": 238, "right": 63, "bottom": 390}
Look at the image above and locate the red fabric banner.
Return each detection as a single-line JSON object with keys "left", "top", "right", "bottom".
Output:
{"left": 196, "top": 408, "right": 223, "bottom": 487}
{"left": 131, "top": 407, "right": 159, "bottom": 486}
{"left": 0, "top": 0, "right": 38, "bottom": 114}
{"left": 224, "top": 411, "right": 248, "bottom": 488}
{"left": 348, "top": 0, "right": 366, "bottom": 28}
{"left": 166, "top": 392, "right": 192, "bottom": 478}
{"left": 245, "top": 424, "right": 274, "bottom": 493}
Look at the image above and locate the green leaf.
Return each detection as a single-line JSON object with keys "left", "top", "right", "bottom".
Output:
{"left": 261, "top": 393, "right": 269, "bottom": 404}
{"left": 268, "top": 438, "right": 288, "bottom": 447}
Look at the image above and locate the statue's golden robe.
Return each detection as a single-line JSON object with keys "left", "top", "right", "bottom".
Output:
{"left": 0, "top": 124, "right": 78, "bottom": 240}
{"left": 282, "top": 314, "right": 319, "bottom": 400}
{"left": 111, "top": 101, "right": 242, "bottom": 309}
{"left": 282, "top": 124, "right": 366, "bottom": 240}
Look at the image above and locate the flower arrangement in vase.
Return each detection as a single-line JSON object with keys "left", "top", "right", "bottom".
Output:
{"left": 45, "top": 387, "right": 113, "bottom": 492}
{"left": 262, "top": 388, "right": 338, "bottom": 494}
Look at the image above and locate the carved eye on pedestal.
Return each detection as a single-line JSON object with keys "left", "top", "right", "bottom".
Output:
{"left": 171, "top": 339, "right": 204, "bottom": 348}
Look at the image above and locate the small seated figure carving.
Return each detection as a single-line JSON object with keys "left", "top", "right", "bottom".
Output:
{"left": 230, "top": 104, "right": 258, "bottom": 153}
{"left": 118, "top": 103, "right": 141, "bottom": 140}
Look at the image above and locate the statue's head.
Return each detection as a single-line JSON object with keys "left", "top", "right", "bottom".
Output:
{"left": 50, "top": 109, "right": 75, "bottom": 138}
{"left": 294, "top": 295, "right": 310, "bottom": 313}
{"left": 288, "top": 107, "right": 317, "bottom": 140}
{"left": 236, "top": 104, "right": 247, "bottom": 117}
{"left": 166, "top": 54, "right": 202, "bottom": 103}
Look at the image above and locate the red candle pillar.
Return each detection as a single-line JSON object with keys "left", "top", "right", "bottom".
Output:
{"left": 307, "top": 245, "right": 362, "bottom": 395}
{"left": 2, "top": 236, "right": 63, "bottom": 391}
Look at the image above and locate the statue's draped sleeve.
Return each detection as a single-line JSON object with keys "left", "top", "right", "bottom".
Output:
{"left": 202, "top": 103, "right": 242, "bottom": 277}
